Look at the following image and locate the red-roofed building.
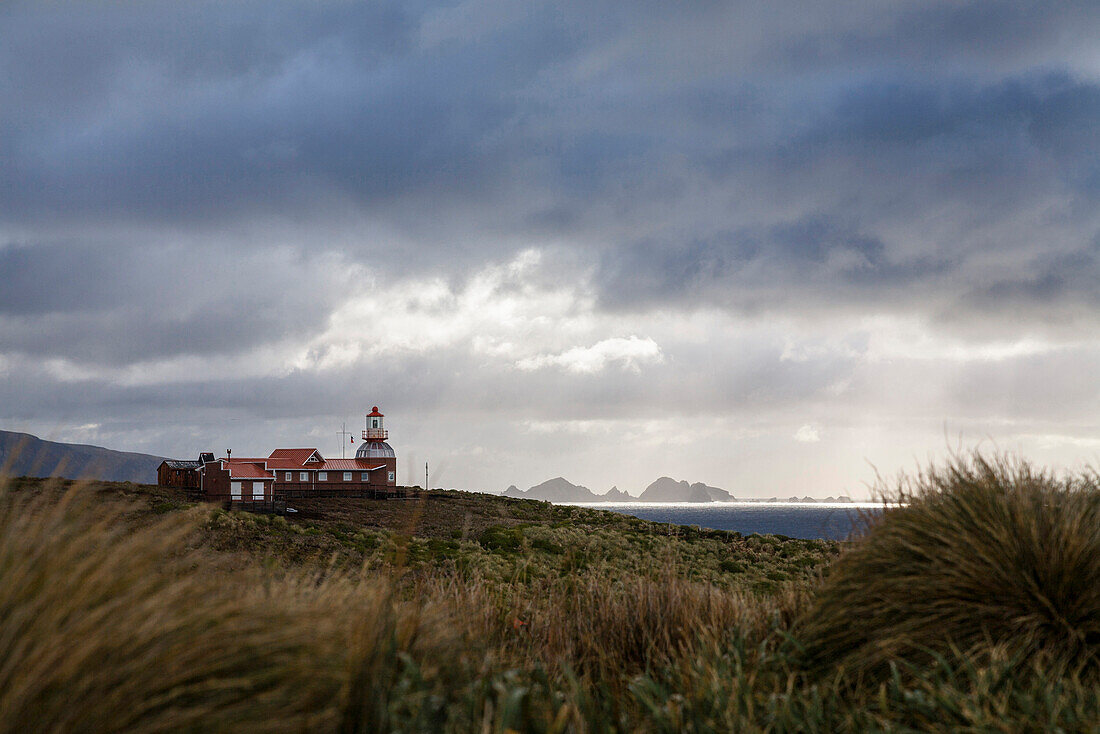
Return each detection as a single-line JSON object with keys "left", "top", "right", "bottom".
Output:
{"left": 197, "top": 456, "right": 277, "bottom": 505}
{"left": 190, "top": 407, "right": 401, "bottom": 507}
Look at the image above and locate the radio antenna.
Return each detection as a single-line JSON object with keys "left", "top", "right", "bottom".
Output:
{"left": 336, "top": 421, "right": 352, "bottom": 459}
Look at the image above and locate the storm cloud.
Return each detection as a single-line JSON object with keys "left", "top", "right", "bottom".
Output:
{"left": 3, "top": 0, "right": 1100, "bottom": 496}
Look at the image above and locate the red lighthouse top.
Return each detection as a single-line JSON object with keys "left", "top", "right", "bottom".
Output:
{"left": 363, "top": 406, "right": 388, "bottom": 440}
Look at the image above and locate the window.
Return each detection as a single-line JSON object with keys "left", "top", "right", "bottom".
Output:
{"left": 231, "top": 481, "right": 242, "bottom": 500}
{"left": 300, "top": 472, "right": 309, "bottom": 481}
{"left": 318, "top": 472, "right": 328, "bottom": 481}
{"left": 361, "top": 472, "right": 369, "bottom": 481}
{"left": 343, "top": 472, "right": 352, "bottom": 481}
{"left": 285, "top": 471, "right": 292, "bottom": 481}
{"left": 388, "top": 471, "right": 395, "bottom": 482}
{"left": 253, "top": 481, "right": 264, "bottom": 499}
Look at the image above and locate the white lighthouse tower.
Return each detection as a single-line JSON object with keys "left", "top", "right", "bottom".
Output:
{"left": 355, "top": 406, "right": 396, "bottom": 467}
{"left": 354, "top": 406, "right": 397, "bottom": 487}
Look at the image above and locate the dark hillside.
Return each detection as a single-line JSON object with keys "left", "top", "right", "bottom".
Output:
{"left": 0, "top": 430, "right": 166, "bottom": 483}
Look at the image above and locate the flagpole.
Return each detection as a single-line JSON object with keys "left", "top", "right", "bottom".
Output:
{"left": 337, "top": 422, "right": 353, "bottom": 459}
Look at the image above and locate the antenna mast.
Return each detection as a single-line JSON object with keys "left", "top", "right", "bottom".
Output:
{"left": 336, "top": 422, "right": 353, "bottom": 459}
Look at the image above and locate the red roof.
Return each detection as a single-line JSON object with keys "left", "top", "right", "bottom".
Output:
{"left": 317, "top": 459, "right": 387, "bottom": 471}
{"left": 225, "top": 461, "right": 275, "bottom": 479}
{"left": 265, "top": 459, "right": 308, "bottom": 471}
{"left": 209, "top": 448, "right": 388, "bottom": 478}
{"left": 260, "top": 458, "right": 388, "bottom": 472}
{"left": 267, "top": 448, "right": 324, "bottom": 465}
{"left": 368, "top": 406, "right": 384, "bottom": 417}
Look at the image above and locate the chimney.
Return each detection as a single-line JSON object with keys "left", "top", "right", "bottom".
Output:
{"left": 227, "top": 448, "right": 232, "bottom": 461}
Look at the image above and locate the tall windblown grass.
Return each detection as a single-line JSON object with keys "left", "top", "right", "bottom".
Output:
{"left": 0, "top": 478, "right": 343, "bottom": 733}
{"left": 797, "top": 452, "right": 1100, "bottom": 681}
{"left": 508, "top": 572, "right": 808, "bottom": 679}
{"left": 5, "top": 453, "right": 1100, "bottom": 731}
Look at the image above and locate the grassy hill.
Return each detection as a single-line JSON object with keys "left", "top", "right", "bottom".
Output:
{"left": 4, "top": 476, "right": 835, "bottom": 592}
{"left": 3, "top": 456, "right": 1100, "bottom": 732}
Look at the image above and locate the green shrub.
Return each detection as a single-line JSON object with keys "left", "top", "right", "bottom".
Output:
{"left": 528, "top": 536, "right": 564, "bottom": 555}
{"left": 720, "top": 559, "right": 747, "bottom": 573}
{"left": 478, "top": 525, "right": 524, "bottom": 552}
{"left": 149, "top": 499, "right": 187, "bottom": 514}
{"left": 426, "top": 538, "right": 460, "bottom": 558}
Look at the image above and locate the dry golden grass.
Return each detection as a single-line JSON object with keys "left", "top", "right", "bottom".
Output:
{"left": 0, "top": 478, "right": 347, "bottom": 733}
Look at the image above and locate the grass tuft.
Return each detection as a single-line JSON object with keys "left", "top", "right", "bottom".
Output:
{"left": 797, "top": 452, "right": 1100, "bottom": 681}
{"left": 0, "top": 479, "right": 342, "bottom": 733}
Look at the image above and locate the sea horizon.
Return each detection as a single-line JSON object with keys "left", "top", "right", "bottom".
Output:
{"left": 558, "top": 500, "right": 887, "bottom": 540}
{"left": 563, "top": 500, "right": 885, "bottom": 509}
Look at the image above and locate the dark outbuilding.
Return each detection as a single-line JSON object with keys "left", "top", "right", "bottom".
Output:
{"left": 155, "top": 458, "right": 203, "bottom": 490}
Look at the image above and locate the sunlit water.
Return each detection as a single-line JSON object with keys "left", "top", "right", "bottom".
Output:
{"left": 562, "top": 502, "right": 885, "bottom": 540}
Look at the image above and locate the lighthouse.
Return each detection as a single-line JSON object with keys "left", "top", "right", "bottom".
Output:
{"left": 175, "top": 405, "right": 401, "bottom": 502}
{"left": 355, "top": 406, "right": 396, "bottom": 482}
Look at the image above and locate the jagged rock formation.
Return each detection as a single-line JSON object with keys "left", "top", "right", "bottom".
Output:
{"left": 601, "top": 485, "right": 636, "bottom": 502}
{"left": 638, "top": 477, "right": 734, "bottom": 503}
{"left": 505, "top": 476, "right": 735, "bottom": 503}
{"left": 503, "top": 477, "right": 602, "bottom": 502}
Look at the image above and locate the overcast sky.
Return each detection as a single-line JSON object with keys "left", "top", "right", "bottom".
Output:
{"left": 3, "top": 1, "right": 1100, "bottom": 497}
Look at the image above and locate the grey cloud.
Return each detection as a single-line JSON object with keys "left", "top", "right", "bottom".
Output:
{"left": 5, "top": 0, "right": 1100, "bottom": 494}
{"left": 0, "top": 0, "right": 575, "bottom": 232}
{"left": 597, "top": 216, "right": 951, "bottom": 312}
{"left": 0, "top": 326, "right": 856, "bottom": 427}
{"left": 958, "top": 240, "right": 1100, "bottom": 315}
{"left": 3, "top": 1, "right": 1096, "bottom": 246}
{"left": 765, "top": 1, "right": 1100, "bottom": 74}
{"left": 591, "top": 70, "right": 1100, "bottom": 321}
{"left": 5, "top": 314, "right": 1100, "bottom": 469}
{"left": 0, "top": 241, "right": 347, "bottom": 364}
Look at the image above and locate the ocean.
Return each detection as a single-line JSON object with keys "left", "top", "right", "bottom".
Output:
{"left": 564, "top": 501, "right": 884, "bottom": 540}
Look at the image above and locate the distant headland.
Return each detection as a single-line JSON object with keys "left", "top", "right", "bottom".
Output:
{"left": 502, "top": 476, "right": 853, "bottom": 503}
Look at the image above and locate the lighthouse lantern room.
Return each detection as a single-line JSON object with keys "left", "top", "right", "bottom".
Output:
{"left": 363, "top": 406, "right": 387, "bottom": 440}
